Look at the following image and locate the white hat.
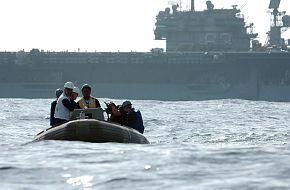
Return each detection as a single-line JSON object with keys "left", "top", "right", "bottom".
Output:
{"left": 64, "top": 81, "right": 74, "bottom": 89}
{"left": 73, "top": 86, "right": 80, "bottom": 94}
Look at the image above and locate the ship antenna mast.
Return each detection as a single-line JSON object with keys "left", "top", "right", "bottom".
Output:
{"left": 191, "top": 0, "right": 195, "bottom": 11}
{"left": 268, "top": 0, "right": 282, "bottom": 47}
{"left": 240, "top": 1, "right": 248, "bottom": 11}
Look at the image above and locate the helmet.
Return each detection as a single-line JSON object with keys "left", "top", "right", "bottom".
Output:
{"left": 64, "top": 81, "right": 74, "bottom": 89}
{"left": 122, "top": 100, "right": 132, "bottom": 108}
{"left": 73, "top": 86, "right": 80, "bottom": 94}
{"left": 55, "top": 88, "right": 63, "bottom": 98}
{"left": 81, "top": 84, "right": 91, "bottom": 91}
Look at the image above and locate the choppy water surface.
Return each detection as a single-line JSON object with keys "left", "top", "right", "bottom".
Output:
{"left": 1, "top": 98, "right": 290, "bottom": 190}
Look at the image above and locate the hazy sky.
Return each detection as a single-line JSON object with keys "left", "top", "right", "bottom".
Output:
{"left": 0, "top": 0, "right": 289, "bottom": 52}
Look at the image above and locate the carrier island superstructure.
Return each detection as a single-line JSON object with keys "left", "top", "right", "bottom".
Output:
{"left": 1, "top": 0, "right": 290, "bottom": 101}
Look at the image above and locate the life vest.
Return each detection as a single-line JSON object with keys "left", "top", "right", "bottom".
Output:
{"left": 54, "top": 94, "right": 71, "bottom": 121}
{"left": 78, "top": 97, "right": 97, "bottom": 108}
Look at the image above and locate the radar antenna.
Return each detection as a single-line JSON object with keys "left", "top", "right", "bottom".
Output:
{"left": 268, "top": 0, "right": 283, "bottom": 47}
{"left": 269, "top": 0, "right": 281, "bottom": 27}
{"left": 269, "top": 0, "right": 281, "bottom": 9}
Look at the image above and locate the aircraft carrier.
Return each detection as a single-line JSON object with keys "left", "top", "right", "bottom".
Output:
{"left": 1, "top": 0, "right": 290, "bottom": 101}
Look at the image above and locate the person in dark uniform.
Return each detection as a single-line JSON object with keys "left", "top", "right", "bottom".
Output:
{"left": 50, "top": 88, "right": 63, "bottom": 127}
{"left": 106, "top": 100, "right": 144, "bottom": 134}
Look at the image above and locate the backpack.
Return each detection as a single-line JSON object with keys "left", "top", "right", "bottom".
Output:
{"left": 135, "top": 110, "right": 144, "bottom": 134}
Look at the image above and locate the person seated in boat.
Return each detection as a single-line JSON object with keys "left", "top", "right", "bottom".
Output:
{"left": 105, "top": 102, "right": 122, "bottom": 124}
{"left": 54, "top": 82, "right": 76, "bottom": 126}
{"left": 50, "top": 88, "right": 63, "bottom": 127}
{"left": 106, "top": 101, "right": 144, "bottom": 134}
{"left": 77, "top": 84, "right": 101, "bottom": 109}
{"left": 70, "top": 86, "right": 80, "bottom": 109}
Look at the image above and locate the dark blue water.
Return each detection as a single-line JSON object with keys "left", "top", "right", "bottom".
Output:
{"left": 1, "top": 99, "right": 290, "bottom": 189}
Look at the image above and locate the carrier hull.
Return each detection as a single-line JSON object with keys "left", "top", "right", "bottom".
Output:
{"left": 1, "top": 51, "right": 290, "bottom": 101}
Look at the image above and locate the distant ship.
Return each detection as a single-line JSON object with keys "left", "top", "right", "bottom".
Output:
{"left": 1, "top": 0, "right": 290, "bottom": 101}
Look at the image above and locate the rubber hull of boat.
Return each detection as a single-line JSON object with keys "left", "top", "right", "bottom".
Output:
{"left": 33, "top": 119, "right": 149, "bottom": 144}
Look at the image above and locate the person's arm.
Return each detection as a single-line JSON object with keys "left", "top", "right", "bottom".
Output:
{"left": 111, "top": 105, "right": 121, "bottom": 117}
{"left": 95, "top": 99, "right": 101, "bottom": 108}
{"left": 75, "top": 102, "right": 80, "bottom": 109}
{"left": 62, "top": 99, "right": 75, "bottom": 111}
{"left": 71, "top": 100, "right": 78, "bottom": 109}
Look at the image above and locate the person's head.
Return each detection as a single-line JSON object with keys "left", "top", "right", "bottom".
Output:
{"left": 63, "top": 81, "right": 74, "bottom": 97}
{"left": 122, "top": 100, "right": 132, "bottom": 113}
{"left": 71, "top": 86, "right": 79, "bottom": 101}
{"left": 55, "top": 88, "right": 63, "bottom": 99}
{"left": 81, "top": 84, "right": 92, "bottom": 99}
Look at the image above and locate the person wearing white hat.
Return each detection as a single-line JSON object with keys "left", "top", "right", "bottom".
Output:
{"left": 70, "top": 86, "right": 79, "bottom": 109}
{"left": 54, "top": 81, "right": 76, "bottom": 125}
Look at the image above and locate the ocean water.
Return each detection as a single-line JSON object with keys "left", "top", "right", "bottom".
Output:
{"left": 1, "top": 98, "right": 290, "bottom": 190}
